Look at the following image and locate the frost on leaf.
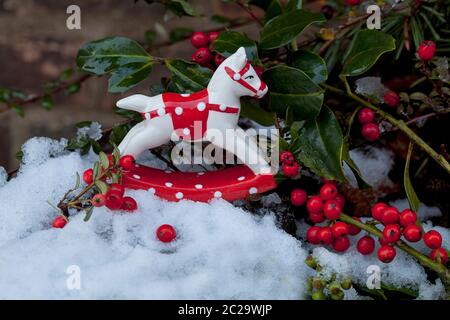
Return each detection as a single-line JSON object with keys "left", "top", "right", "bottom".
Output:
{"left": 355, "top": 77, "right": 388, "bottom": 101}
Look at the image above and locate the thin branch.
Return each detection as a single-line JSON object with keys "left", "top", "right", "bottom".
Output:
{"left": 236, "top": 1, "right": 263, "bottom": 26}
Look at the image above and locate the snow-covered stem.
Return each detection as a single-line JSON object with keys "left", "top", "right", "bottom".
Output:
{"left": 323, "top": 81, "right": 450, "bottom": 175}
{"left": 339, "top": 213, "right": 450, "bottom": 285}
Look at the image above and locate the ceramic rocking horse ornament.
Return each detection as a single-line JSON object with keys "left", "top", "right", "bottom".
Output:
{"left": 116, "top": 47, "right": 277, "bottom": 202}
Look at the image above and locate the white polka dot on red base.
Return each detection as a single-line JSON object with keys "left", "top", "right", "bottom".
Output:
{"left": 237, "top": 176, "right": 245, "bottom": 181}
{"left": 249, "top": 187, "right": 257, "bottom": 194}
{"left": 133, "top": 174, "right": 141, "bottom": 179}
{"left": 197, "top": 102, "right": 206, "bottom": 111}
{"left": 149, "top": 188, "right": 156, "bottom": 194}
{"left": 175, "top": 107, "right": 183, "bottom": 115}
{"left": 175, "top": 192, "right": 183, "bottom": 199}
{"left": 214, "top": 191, "right": 222, "bottom": 198}
{"left": 195, "top": 184, "right": 203, "bottom": 189}
{"left": 165, "top": 182, "right": 173, "bottom": 187}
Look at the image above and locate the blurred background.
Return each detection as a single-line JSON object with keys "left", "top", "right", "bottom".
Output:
{"left": 0, "top": 0, "right": 261, "bottom": 171}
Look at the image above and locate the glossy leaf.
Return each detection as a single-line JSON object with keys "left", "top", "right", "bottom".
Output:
{"left": 289, "top": 50, "right": 327, "bottom": 84}
{"left": 297, "top": 106, "right": 346, "bottom": 181}
{"left": 341, "top": 30, "right": 395, "bottom": 77}
{"left": 210, "top": 31, "right": 258, "bottom": 62}
{"left": 165, "top": 59, "right": 213, "bottom": 92}
{"left": 76, "top": 37, "right": 155, "bottom": 93}
{"left": 263, "top": 65, "right": 323, "bottom": 120}
{"left": 259, "top": 10, "right": 325, "bottom": 50}
{"left": 240, "top": 98, "right": 275, "bottom": 126}
{"left": 404, "top": 142, "right": 420, "bottom": 212}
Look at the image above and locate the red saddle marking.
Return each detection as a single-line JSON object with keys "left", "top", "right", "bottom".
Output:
{"left": 141, "top": 89, "right": 239, "bottom": 141}
{"left": 122, "top": 165, "right": 277, "bottom": 202}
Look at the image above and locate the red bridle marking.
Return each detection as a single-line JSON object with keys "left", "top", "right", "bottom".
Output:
{"left": 225, "top": 62, "right": 266, "bottom": 96}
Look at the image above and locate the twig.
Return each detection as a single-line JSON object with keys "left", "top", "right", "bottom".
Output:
{"left": 322, "top": 81, "right": 450, "bottom": 175}
{"left": 236, "top": 1, "right": 263, "bottom": 26}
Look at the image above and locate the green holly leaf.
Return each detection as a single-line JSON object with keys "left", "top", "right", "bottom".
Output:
{"left": 297, "top": 106, "right": 346, "bottom": 181}
{"left": 41, "top": 94, "right": 54, "bottom": 110}
{"left": 259, "top": 10, "right": 325, "bottom": 50}
{"left": 263, "top": 65, "right": 323, "bottom": 120}
{"left": 164, "top": 0, "right": 200, "bottom": 17}
{"left": 165, "top": 59, "right": 213, "bottom": 93}
{"left": 404, "top": 142, "right": 421, "bottom": 212}
{"left": 76, "top": 37, "right": 156, "bottom": 93}
{"left": 210, "top": 30, "right": 258, "bottom": 62}
{"left": 240, "top": 98, "right": 275, "bottom": 126}
{"left": 289, "top": 50, "right": 327, "bottom": 84}
{"left": 341, "top": 30, "right": 395, "bottom": 77}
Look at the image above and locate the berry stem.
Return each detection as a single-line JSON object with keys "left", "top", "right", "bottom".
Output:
{"left": 323, "top": 80, "right": 450, "bottom": 175}
{"left": 339, "top": 213, "right": 450, "bottom": 285}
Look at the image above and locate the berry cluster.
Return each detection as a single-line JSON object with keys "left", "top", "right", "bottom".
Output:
{"left": 280, "top": 151, "right": 301, "bottom": 178}
{"left": 190, "top": 31, "right": 224, "bottom": 68}
{"left": 370, "top": 203, "right": 447, "bottom": 264}
{"left": 358, "top": 107, "right": 380, "bottom": 142}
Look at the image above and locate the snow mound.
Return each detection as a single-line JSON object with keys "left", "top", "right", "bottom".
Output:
{"left": 0, "top": 138, "right": 309, "bottom": 299}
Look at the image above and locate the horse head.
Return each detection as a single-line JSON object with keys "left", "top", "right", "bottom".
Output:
{"left": 209, "top": 47, "right": 268, "bottom": 100}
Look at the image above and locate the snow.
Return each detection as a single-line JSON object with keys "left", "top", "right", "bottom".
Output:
{"left": 355, "top": 77, "right": 388, "bottom": 101}
{"left": 389, "top": 198, "right": 442, "bottom": 221}
{"left": 76, "top": 122, "right": 103, "bottom": 141}
{"left": 345, "top": 146, "right": 394, "bottom": 189}
{"left": 0, "top": 137, "right": 309, "bottom": 299}
{"left": 0, "top": 166, "right": 7, "bottom": 188}
{"left": 0, "top": 137, "right": 447, "bottom": 300}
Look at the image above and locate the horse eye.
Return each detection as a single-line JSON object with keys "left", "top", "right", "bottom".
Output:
{"left": 245, "top": 75, "right": 254, "bottom": 80}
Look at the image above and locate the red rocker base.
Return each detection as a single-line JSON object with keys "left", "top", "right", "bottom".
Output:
{"left": 122, "top": 165, "right": 277, "bottom": 202}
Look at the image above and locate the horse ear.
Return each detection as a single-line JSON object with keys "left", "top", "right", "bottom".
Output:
{"left": 232, "top": 47, "right": 247, "bottom": 69}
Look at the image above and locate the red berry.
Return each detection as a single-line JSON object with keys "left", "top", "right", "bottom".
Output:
{"left": 403, "top": 224, "right": 422, "bottom": 242}
{"left": 399, "top": 209, "right": 417, "bottom": 227}
{"left": 192, "top": 47, "right": 212, "bottom": 66}
{"left": 282, "top": 162, "right": 300, "bottom": 178}
{"left": 83, "top": 168, "right": 94, "bottom": 184}
{"left": 423, "top": 230, "right": 442, "bottom": 249}
{"left": 52, "top": 216, "right": 67, "bottom": 229}
{"left": 109, "top": 183, "right": 125, "bottom": 197}
{"left": 121, "top": 196, "right": 138, "bottom": 212}
{"left": 383, "top": 224, "right": 402, "bottom": 243}
{"left": 190, "top": 31, "right": 209, "bottom": 48}
{"left": 105, "top": 190, "right": 124, "bottom": 210}
{"left": 383, "top": 90, "right": 400, "bottom": 107}
{"left": 347, "top": 217, "right": 362, "bottom": 235}
{"left": 319, "top": 183, "right": 338, "bottom": 201}
{"left": 91, "top": 193, "right": 106, "bottom": 207}
{"left": 208, "top": 31, "right": 220, "bottom": 43}
{"left": 331, "top": 195, "right": 343, "bottom": 208}
{"left": 309, "top": 211, "right": 326, "bottom": 224}
{"left": 119, "top": 155, "right": 135, "bottom": 170}
{"left": 332, "top": 236, "right": 350, "bottom": 252}
{"left": 417, "top": 40, "right": 436, "bottom": 61}
{"left": 306, "top": 226, "right": 321, "bottom": 244}
{"left": 357, "top": 236, "right": 375, "bottom": 255}
{"left": 430, "top": 248, "right": 448, "bottom": 264}
{"left": 358, "top": 108, "right": 375, "bottom": 124}
{"left": 280, "top": 151, "right": 295, "bottom": 164}
{"left": 331, "top": 222, "right": 348, "bottom": 238}
{"left": 372, "top": 202, "right": 387, "bottom": 220}
{"left": 291, "top": 189, "right": 307, "bottom": 206}
{"left": 345, "top": 0, "right": 361, "bottom": 5}
{"left": 156, "top": 224, "right": 177, "bottom": 243}
{"left": 317, "top": 226, "right": 333, "bottom": 245}
{"left": 380, "top": 207, "right": 399, "bottom": 225}
{"left": 323, "top": 200, "right": 341, "bottom": 220}
{"left": 377, "top": 245, "right": 396, "bottom": 263}
{"left": 379, "top": 236, "right": 390, "bottom": 246}
{"left": 361, "top": 123, "right": 380, "bottom": 142}
{"left": 306, "top": 196, "right": 323, "bottom": 213}
{"left": 213, "top": 54, "right": 225, "bottom": 66}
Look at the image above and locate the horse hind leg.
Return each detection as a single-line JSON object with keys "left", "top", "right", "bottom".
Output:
{"left": 118, "top": 116, "right": 173, "bottom": 159}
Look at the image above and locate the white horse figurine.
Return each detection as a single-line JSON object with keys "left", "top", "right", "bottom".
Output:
{"left": 116, "top": 47, "right": 276, "bottom": 202}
